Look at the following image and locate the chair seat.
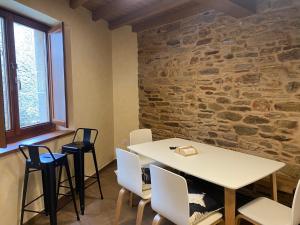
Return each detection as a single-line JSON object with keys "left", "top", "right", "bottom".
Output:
{"left": 31, "top": 153, "right": 66, "bottom": 164}
{"left": 194, "top": 212, "right": 222, "bottom": 225}
{"left": 238, "top": 197, "right": 291, "bottom": 225}
{"left": 62, "top": 141, "right": 94, "bottom": 152}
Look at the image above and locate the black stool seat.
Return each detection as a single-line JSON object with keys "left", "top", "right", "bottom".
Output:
{"left": 60, "top": 128, "right": 104, "bottom": 215}
{"left": 26, "top": 153, "right": 66, "bottom": 164}
{"left": 63, "top": 142, "right": 94, "bottom": 152}
{"left": 19, "top": 145, "right": 80, "bottom": 225}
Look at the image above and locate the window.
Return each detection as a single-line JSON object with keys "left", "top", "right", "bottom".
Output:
{"left": 14, "top": 23, "right": 50, "bottom": 128}
{"left": 0, "top": 17, "right": 10, "bottom": 131}
{"left": 0, "top": 8, "right": 68, "bottom": 145}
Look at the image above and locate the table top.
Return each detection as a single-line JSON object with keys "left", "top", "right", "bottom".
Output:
{"left": 128, "top": 138, "right": 285, "bottom": 190}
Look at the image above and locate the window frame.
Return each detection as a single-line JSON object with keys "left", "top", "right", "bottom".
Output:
{"left": 0, "top": 8, "right": 55, "bottom": 143}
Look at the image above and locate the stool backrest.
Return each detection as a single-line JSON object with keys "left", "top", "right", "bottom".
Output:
{"left": 292, "top": 180, "right": 300, "bottom": 225}
{"left": 150, "top": 165, "right": 190, "bottom": 225}
{"left": 19, "top": 145, "right": 55, "bottom": 168}
{"left": 116, "top": 148, "right": 143, "bottom": 197}
{"left": 73, "top": 128, "right": 98, "bottom": 144}
{"left": 129, "top": 129, "right": 152, "bottom": 145}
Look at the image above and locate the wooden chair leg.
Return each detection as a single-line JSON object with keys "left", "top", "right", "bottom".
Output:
{"left": 236, "top": 214, "right": 259, "bottom": 225}
{"left": 136, "top": 198, "right": 151, "bottom": 225}
{"left": 214, "top": 218, "right": 224, "bottom": 225}
{"left": 152, "top": 214, "right": 164, "bottom": 225}
{"left": 129, "top": 192, "right": 134, "bottom": 207}
{"left": 235, "top": 214, "right": 242, "bottom": 225}
{"left": 114, "top": 188, "right": 128, "bottom": 225}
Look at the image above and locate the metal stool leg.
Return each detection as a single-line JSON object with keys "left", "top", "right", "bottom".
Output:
{"left": 92, "top": 149, "right": 104, "bottom": 199}
{"left": 78, "top": 152, "right": 85, "bottom": 215}
{"left": 56, "top": 165, "right": 63, "bottom": 208}
{"left": 42, "top": 169, "right": 49, "bottom": 216}
{"left": 47, "top": 166, "right": 57, "bottom": 225}
{"left": 64, "top": 159, "right": 80, "bottom": 220}
{"left": 73, "top": 152, "right": 80, "bottom": 194}
{"left": 20, "top": 165, "right": 29, "bottom": 225}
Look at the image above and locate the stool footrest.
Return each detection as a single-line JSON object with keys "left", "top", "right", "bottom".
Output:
{"left": 59, "top": 175, "right": 75, "bottom": 185}
{"left": 23, "top": 209, "right": 46, "bottom": 215}
{"left": 59, "top": 185, "right": 71, "bottom": 189}
{"left": 28, "top": 169, "right": 40, "bottom": 173}
{"left": 58, "top": 193, "right": 72, "bottom": 197}
{"left": 85, "top": 175, "right": 97, "bottom": 179}
{"left": 24, "top": 194, "right": 44, "bottom": 208}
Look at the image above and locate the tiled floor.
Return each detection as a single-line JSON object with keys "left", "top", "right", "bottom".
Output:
{"left": 29, "top": 162, "right": 254, "bottom": 225}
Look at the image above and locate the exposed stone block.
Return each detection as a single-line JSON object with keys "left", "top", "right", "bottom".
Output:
{"left": 228, "top": 106, "right": 251, "bottom": 112}
{"left": 275, "top": 120, "right": 298, "bottom": 129}
{"left": 199, "top": 68, "right": 219, "bottom": 75}
{"left": 216, "top": 139, "right": 238, "bottom": 148}
{"left": 217, "top": 111, "right": 243, "bottom": 121}
{"left": 286, "top": 81, "right": 300, "bottom": 93}
{"left": 167, "top": 39, "right": 180, "bottom": 47}
{"left": 196, "top": 38, "right": 212, "bottom": 46}
{"left": 234, "top": 125, "right": 258, "bottom": 135}
{"left": 208, "top": 103, "right": 224, "bottom": 111}
{"left": 244, "top": 115, "right": 270, "bottom": 124}
{"left": 216, "top": 97, "right": 231, "bottom": 104}
{"left": 278, "top": 49, "right": 300, "bottom": 62}
{"left": 259, "top": 133, "right": 291, "bottom": 141}
{"left": 274, "top": 102, "right": 300, "bottom": 112}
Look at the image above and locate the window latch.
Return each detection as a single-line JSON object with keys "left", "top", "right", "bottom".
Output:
{"left": 10, "top": 63, "right": 18, "bottom": 70}
{"left": 13, "top": 75, "right": 21, "bottom": 91}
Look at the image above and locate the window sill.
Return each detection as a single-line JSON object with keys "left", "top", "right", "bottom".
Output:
{"left": 0, "top": 130, "right": 75, "bottom": 156}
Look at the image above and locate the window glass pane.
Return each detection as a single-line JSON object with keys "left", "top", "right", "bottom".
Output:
{"left": 0, "top": 17, "right": 11, "bottom": 130}
{"left": 14, "top": 23, "right": 49, "bottom": 128}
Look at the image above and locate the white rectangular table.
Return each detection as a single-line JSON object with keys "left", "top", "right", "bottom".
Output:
{"left": 128, "top": 138, "right": 285, "bottom": 225}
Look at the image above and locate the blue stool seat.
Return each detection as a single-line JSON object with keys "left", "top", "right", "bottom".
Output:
{"left": 25, "top": 153, "right": 66, "bottom": 164}
{"left": 40, "top": 153, "right": 66, "bottom": 164}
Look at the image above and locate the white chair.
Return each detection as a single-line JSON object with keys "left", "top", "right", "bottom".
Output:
{"left": 129, "top": 128, "right": 155, "bottom": 167}
{"left": 236, "top": 179, "right": 300, "bottom": 225}
{"left": 114, "top": 148, "right": 151, "bottom": 225}
{"left": 150, "top": 165, "right": 223, "bottom": 225}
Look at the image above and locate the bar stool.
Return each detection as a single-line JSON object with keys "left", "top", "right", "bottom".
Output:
{"left": 60, "top": 128, "right": 104, "bottom": 215}
{"left": 19, "top": 145, "right": 79, "bottom": 225}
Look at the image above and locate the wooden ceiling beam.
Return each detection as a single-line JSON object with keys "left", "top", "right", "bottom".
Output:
{"left": 230, "top": 0, "right": 257, "bottom": 13}
{"left": 132, "top": 1, "right": 209, "bottom": 32}
{"left": 92, "top": 0, "right": 130, "bottom": 21}
{"left": 70, "top": 0, "right": 88, "bottom": 9}
{"left": 108, "top": 0, "right": 192, "bottom": 30}
{"left": 207, "top": 0, "right": 256, "bottom": 18}
{"left": 133, "top": 0, "right": 256, "bottom": 32}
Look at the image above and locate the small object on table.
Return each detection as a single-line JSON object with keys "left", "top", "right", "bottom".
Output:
{"left": 175, "top": 146, "right": 198, "bottom": 156}
{"left": 169, "top": 146, "right": 177, "bottom": 150}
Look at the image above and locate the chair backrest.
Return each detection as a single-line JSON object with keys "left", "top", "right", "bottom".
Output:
{"left": 73, "top": 128, "right": 98, "bottom": 144}
{"left": 291, "top": 180, "right": 300, "bottom": 225}
{"left": 116, "top": 148, "right": 143, "bottom": 197}
{"left": 19, "top": 145, "right": 55, "bottom": 168}
{"left": 129, "top": 129, "right": 152, "bottom": 145}
{"left": 150, "top": 165, "right": 190, "bottom": 225}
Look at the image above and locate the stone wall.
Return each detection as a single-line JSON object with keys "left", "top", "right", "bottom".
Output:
{"left": 138, "top": 2, "right": 300, "bottom": 190}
